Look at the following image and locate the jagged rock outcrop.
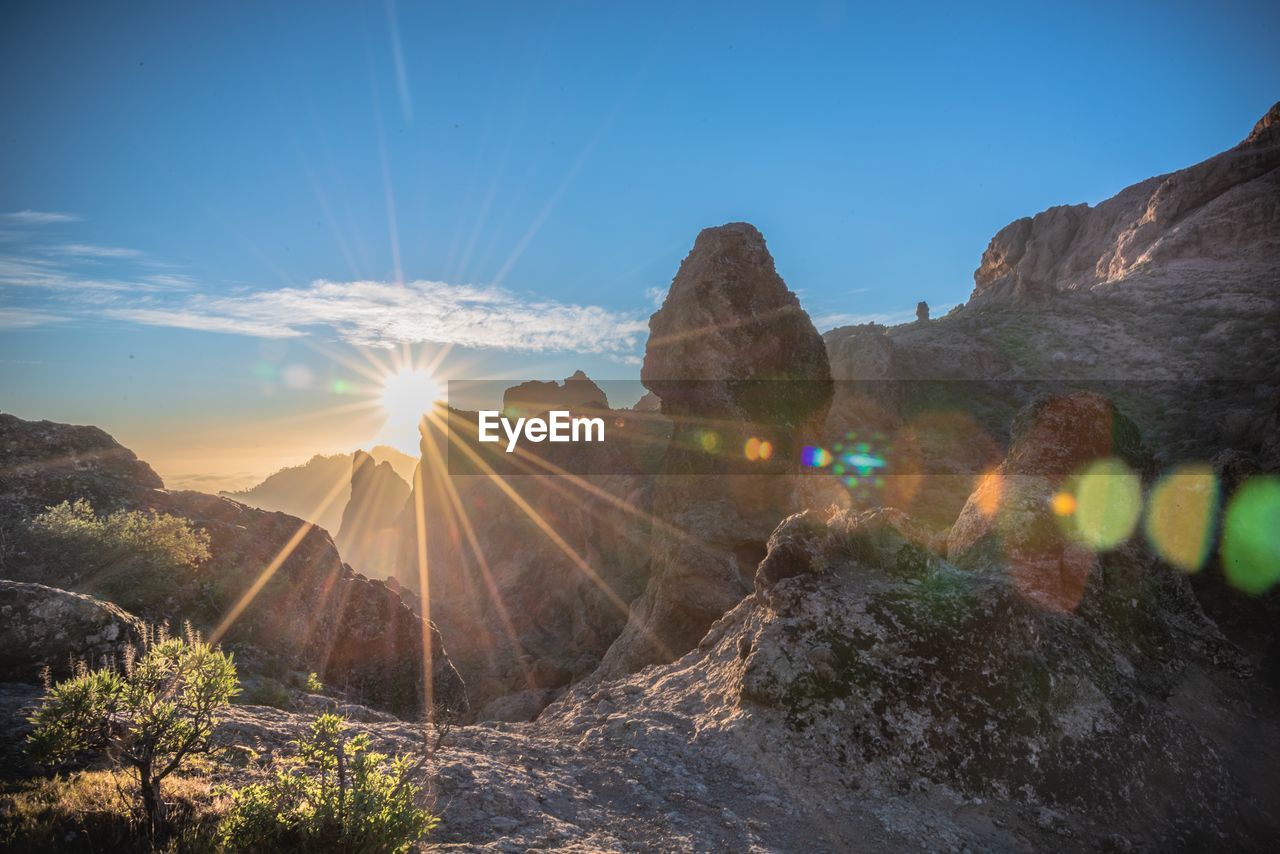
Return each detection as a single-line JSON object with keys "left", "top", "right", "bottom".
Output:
{"left": 334, "top": 451, "right": 410, "bottom": 579}
{"left": 971, "top": 101, "right": 1280, "bottom": 304}
{"left": 501, "top": 369, "right": 609, "bottom": 417}
{"left": 0, "top": 580, "right": 147, "bottom": 681}
{"left": 631, "top": 390, "right": 661, "bottom": 412}
{"left": 221, "top": 446, "right": 416, "bottom": 536}
{"left": 597, "top": 222, "right": 833, "bottom": 679}
{"left": 0, "top": 414, "right": 466, "bottom": 719}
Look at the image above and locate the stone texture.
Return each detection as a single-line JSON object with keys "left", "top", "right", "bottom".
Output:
{"left": 0, "top": 580, "right": 146, "bottom": 681}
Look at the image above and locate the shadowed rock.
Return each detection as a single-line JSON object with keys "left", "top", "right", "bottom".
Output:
{"left": 335, "top": 450, "right": 410, "bottom": 579}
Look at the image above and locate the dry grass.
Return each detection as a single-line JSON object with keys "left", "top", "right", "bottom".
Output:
{"left": 0, "top": 768, "right": 228, "bottom": 853}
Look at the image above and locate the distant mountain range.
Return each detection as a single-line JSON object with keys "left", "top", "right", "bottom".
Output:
{"left": 220, "top": 446, "right": 416, "bottom": 536}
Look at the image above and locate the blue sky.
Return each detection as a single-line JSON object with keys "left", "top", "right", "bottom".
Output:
{"left": 2, "top": 0, "right": 1277, "bottom": 487}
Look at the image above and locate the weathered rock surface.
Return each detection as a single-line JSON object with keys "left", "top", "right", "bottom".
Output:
{"left": 0, "top": 414, "right": 466, "bottom": 719}
{"left": 335, "top": 450, "right": 410, "bottom": 579}
{"left": 597, "top": 222, "right": 833, "bottom": 679}
{"left": 0, "top": 581, "right": 146, "bottom": 681}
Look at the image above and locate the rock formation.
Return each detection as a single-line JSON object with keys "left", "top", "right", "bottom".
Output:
{"left": 596, "top": 222, "right": 833, "bottom": 678}
{"left": 0, "top": 414, "right": 466, "bottom": 719}
{"left": 335, "top": 451, "right": 410, "bottom": 579}
{"left": 0, "top": 580, "right": 147, "bottom": 681}
{"left": 222, "top": 446, "right": 416, "bottom": 536}
{"left": 970, "top": 102, "right": 1280, "bottom": 304}
{"left": 501, "top": 369, "right": 609, "bottom": 417}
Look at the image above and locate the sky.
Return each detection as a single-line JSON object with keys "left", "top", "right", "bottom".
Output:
{"left": 2, "top": 0, "right": 1278, "bottom": 490}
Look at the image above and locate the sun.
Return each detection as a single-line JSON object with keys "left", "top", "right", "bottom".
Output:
{"left": 377, "top": 368, "right": 441, "bottom": 453}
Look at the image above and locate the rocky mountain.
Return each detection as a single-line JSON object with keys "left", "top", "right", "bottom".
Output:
{"left": 0, "top": 414, "right": 466, "bottom": 719}
{"left": 221, "top": 446, "right": 416, "bottom": 536}
{"left": 970, "top": 102, "right": 1279, "bottom": 304}
{"left": 334, "top": 450, "right": 410, "bottom": 580}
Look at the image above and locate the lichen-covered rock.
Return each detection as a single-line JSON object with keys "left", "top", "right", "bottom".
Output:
{"left": 0, "top": 580, "right": 146, "bottom": 681}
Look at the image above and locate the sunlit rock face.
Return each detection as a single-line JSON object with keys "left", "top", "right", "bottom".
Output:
{"left": 596, "top": 222, "right": 832, "bottom": 679}
{"left": 335, "top": 450, "right": 409, "bottom": 580}
{"left": 970, "top": 101, "right": 1280, "bottom": 304}
{"left": 0, "top": 580, "right": 147, "bottom": 682}
{"left": 0, "top": 414, "right": 466, "bottom": 720}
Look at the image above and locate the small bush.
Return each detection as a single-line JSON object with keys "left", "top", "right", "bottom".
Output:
{"left": 26, "top": 627, "right": 238, "bottom": 838}
{"left": 305, "top": 671, "right": 324, "bottom": 694}
{"left": 27, "top": 499, "right": 210, "bottom": 607}
{"left": 219, "top": 714, "right": 437, "bottom": 853}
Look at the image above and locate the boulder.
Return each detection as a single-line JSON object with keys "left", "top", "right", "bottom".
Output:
{"left": 0, "top": 580, "right": 146, "bottom": 681}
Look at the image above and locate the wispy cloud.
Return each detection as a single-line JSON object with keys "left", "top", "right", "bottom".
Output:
{"left": 106, "top": 278, "right": 649, "bottom": 354}
{"left": 4, "top": 210, "right": 81, "bottom": 224}
{"left": 47, "top": 243, "right": 143, "bottom": 259}
{"left": 644, "top": 286, "right": 667, "bottom": 307}
{"left": 0, "top": 307, "right": 67, "bottom": 329}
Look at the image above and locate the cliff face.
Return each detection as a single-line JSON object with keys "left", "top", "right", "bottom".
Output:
{"left": 0, "top": 414, "right": 466, "bottom": 719}
{"left": 970, "top": 102, "right": 1280, "bottom": 304}
{"left": 335, "top": 451, "right": 410, "bottom": 579}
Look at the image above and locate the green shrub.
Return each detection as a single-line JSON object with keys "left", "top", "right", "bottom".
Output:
{"left": 219, "top": 714, "right": 437, "bottom": 853}
{"left": 27, "top": 499, "right": 210, "bottom": 607}
{"left": 304, "top": 671, "right": 324, "bottom": 694}
{"left": 26, "top": 627, "right": 238, "bottom": 839}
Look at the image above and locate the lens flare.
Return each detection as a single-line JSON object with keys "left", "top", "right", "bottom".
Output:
{"left": 1144, "top": 465, "right": 1219, "bottom": 573}
{"left": 1051, "top": 491, "right": 1077, "bottom": 517}
{"left": 1061, "top": 458, "right": 1141, "bottom": 550}
{"left": 803, "top": 445, "right": 833, "bottom": 467}
{"left": 698, "top": 430, "right": 721, "bottom": 453}
{"left": 1222, "top": 476, "right": 1280, "bottom": 595}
